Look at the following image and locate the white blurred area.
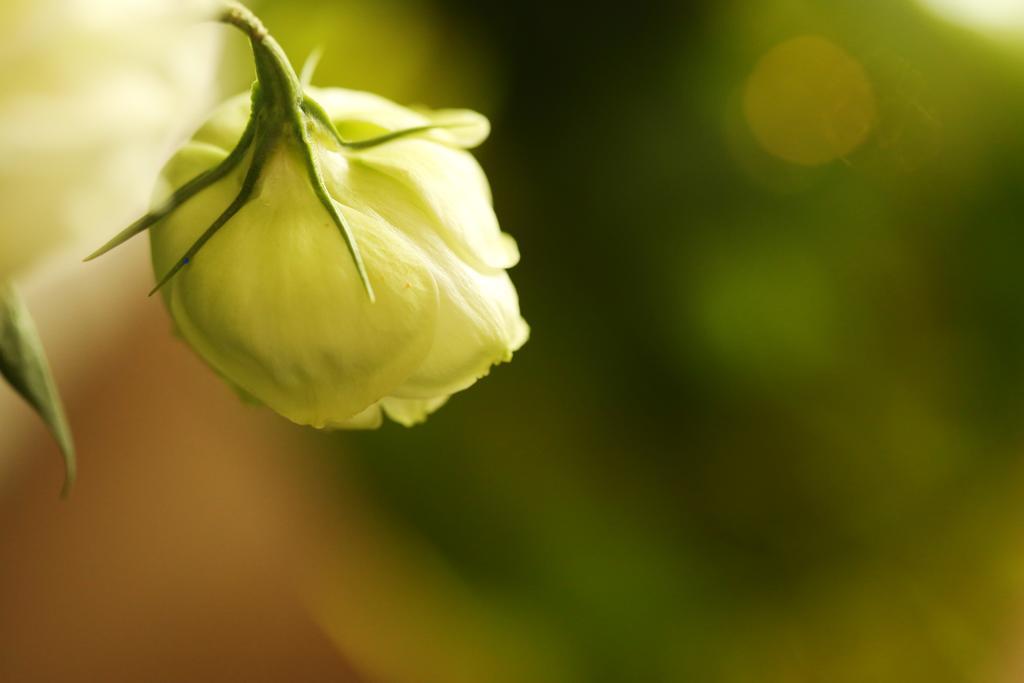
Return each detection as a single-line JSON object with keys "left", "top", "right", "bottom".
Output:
{"left": 917, "top": 0, "right": 1024, "bottom": 32}
{"left": 0, "top": 0, "right": 221, "bottom": 281}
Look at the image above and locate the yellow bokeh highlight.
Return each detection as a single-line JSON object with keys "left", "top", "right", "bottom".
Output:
{"left": 743, "top": 36, "right": 876, "bottom": 166}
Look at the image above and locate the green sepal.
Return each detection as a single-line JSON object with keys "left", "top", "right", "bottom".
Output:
{"left": 0, "top": 283, "right": 76, "bottom": 497}
{"left": 299, "top": 96, "right": 347, "bottom": 147}
{"left": 150, "top": 131, "right": 275, "bottom": 295}
{"left": 342, "top": 124, "right": 462, "bottom": 150}
{"left": 84, "top": 84, "right": 263, "bottom": 262}
{"left": 293, "top": 110, "right": 376, "bottom": 301}
{"left": 103, "top": 3, "right": 384, "bottom": 302}
{"left": 301, "top": 97, "right": 469, "bottom": 151}
{"left": 300, "top": 47, "right": 323, "bottom": 88}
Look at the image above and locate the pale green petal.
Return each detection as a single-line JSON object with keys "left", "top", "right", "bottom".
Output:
{"left": 326, "top": 159, "right": 528, "bottom": 398}
{"left": 380, "top": 395, "right": 449, "bottom": 427}
{"left": 151, "top": 145, "right": 440, "bottom": 427}
{"left": 341, "top": 140, "right": 519, "bottom": 272}
{"left": 391, "top": 258, "right": 529, "bottom": 399}
{"left": 151, "top": 141, "right": 229, "bottom": 205}
{"left": 189, "top": 93, "right": 252, "bottom": 152}
{"left": 415, "top": 108, "right": 490, "bottom": 148}
{"left": 329, "top": 395, "right": 449, "bottom": 429}
{"left": 328, "top": 403, "right": 383, "bottom": 430}
{"left": 310, "top": 87, "right": 490, "bottom": 150}
{"left": 310, "top": 87, "right": 427, "bottom": 142}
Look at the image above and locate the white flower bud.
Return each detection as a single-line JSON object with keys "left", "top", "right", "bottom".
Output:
{"left": 149, "top": 88, "right": 528, "bottom": 428}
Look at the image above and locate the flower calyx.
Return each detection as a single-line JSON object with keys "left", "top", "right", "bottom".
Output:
{"left": 86, "top": 1, "right": 471, "bottom": 303}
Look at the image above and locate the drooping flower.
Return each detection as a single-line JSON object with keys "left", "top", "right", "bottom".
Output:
{"left": 90, "top": 3, "right": 528, "bottom": 429}
{"left": 150, "top": 87, "right": 528, "bottom": 428}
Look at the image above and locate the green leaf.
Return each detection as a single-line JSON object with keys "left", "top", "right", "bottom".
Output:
{"left": 0, "top": 283, "right": 76, "bottom": 497}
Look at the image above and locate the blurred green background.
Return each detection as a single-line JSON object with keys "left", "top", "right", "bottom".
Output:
{"left": 296, "top": 0, "right": 1024, "bottom": 679}
{"left": 211, "top": 0, "right": 1024, "bottom": 679}
{"left": 11, "top": 0, "right": 1024, "bottom": 681}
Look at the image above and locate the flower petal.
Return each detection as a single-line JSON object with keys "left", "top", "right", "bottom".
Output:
{"left": 328, "top": 159, "right": 528, "bottom": 398}
{"left": 328, "top": 403, "right": 383, "bottom": 430}
{"left": 380, "top": 395, "right": 449, "bottom": 427}
{"left": 335, "top": 140, "right": 518, "bottom": 273}
{"left": 393, "top": 263, "right": 529, "bottom": 399}
{"left": 414, "top": 107, "right": 490, "bottom": 148}
{"left": 310, "top": 87, "right": 490, "bottom": 150}
{"left": 310, "top": 87, "right": 426, "bottom": 143}
{"left": 189, "top": 93, "right": 252, "bottom": 152}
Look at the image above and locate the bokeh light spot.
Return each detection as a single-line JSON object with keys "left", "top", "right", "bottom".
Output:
{"left": 917, "top": 0, "right": 1024, "bottom": 31}
{"left": 744, "top": 36, "right": 876, "bottom": 166}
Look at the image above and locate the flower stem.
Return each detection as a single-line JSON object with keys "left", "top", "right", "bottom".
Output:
{"left": 219, "top": 1, "right": 302, "bottom": 111}
{"left": 157, "top": 1, "right": 378, "bottom": 302}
